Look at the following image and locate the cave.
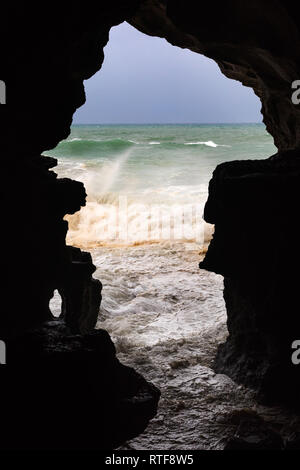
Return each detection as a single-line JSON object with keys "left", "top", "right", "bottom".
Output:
{"left": 1, "top": 0, "right": 300, "bottom": 451}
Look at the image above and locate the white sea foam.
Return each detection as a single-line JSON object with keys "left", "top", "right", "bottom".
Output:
{"left": 65, "top": 196, "right": 213, "bottom": 248}
{"left": 67, "top": 137, "right": 82, "bottom": 142}
{"left": 184, "top": 140, "right": 231, "bottom": 147}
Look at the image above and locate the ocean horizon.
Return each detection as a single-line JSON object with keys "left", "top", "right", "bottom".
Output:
{"left": 72, "top": 121, "right": 263, "bottom": 125}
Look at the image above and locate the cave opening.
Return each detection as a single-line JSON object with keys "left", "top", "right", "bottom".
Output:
{"left": 46, "top": 21, "right": 278, "bottom": 448}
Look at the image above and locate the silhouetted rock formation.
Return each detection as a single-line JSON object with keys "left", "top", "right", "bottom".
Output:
{"left": 0, "top": 1, "right": 158, "bottom": 450}
{"left": 1, "top": 322, "right": 160, "bottom": 449}
{"left": 200, "top": 150, "right": 300, "bottom": 405}
{"left": 1, "top": 0, "right": 300, "bottom": 449}
{"left": 59, "top": 246, "right": 102, "bottom": 334}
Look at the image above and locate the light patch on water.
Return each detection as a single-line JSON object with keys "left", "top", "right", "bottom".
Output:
{"left": 49, "top": 289, "right": 62, "bottom": 318}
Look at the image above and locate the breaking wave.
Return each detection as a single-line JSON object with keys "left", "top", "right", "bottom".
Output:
{"left": 184, "top": 140, "right": 231, "bottom": 147}
{"left": 57, "top": 137, "right": 230, "bottom": 160}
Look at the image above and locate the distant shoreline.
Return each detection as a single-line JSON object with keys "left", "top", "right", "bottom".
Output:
{"left": 72, "top": 122, "right": 263, "bottom": 127}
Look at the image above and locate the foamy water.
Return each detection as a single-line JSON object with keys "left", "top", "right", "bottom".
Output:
{"left": 48, "top": 124, "right": 289, "bottom": 449}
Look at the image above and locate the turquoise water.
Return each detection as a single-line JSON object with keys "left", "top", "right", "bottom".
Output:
{"left": 50, "top": 123, "right": 275, "bottom": 185}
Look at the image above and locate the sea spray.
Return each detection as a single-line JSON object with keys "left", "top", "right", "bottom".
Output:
{"left": 82, "top": 147, "right": 133, "bottom": 194}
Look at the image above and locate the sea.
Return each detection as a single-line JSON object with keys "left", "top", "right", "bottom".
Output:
{"left": 47, "top": 123, "right": 293, "bottom": 450}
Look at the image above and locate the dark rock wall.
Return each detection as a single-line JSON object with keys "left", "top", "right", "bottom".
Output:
{"left": 0, "top": 1, "right": 161, "bottom": 450}
{"left": 1, "top": 0, "right": 300, "bottom": 448}
{"left": 1, "top": 322, "right": 160, "bottom": 449}
{"left": 0, "top": 2, "right": 141, "bottom": 337}
{"left": 200, "top": 152, "right": 300, "bottom": 404}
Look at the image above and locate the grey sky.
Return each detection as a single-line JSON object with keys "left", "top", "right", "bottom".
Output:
{"left": 74, "top": 22, "right": 262, "bottom": 124}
